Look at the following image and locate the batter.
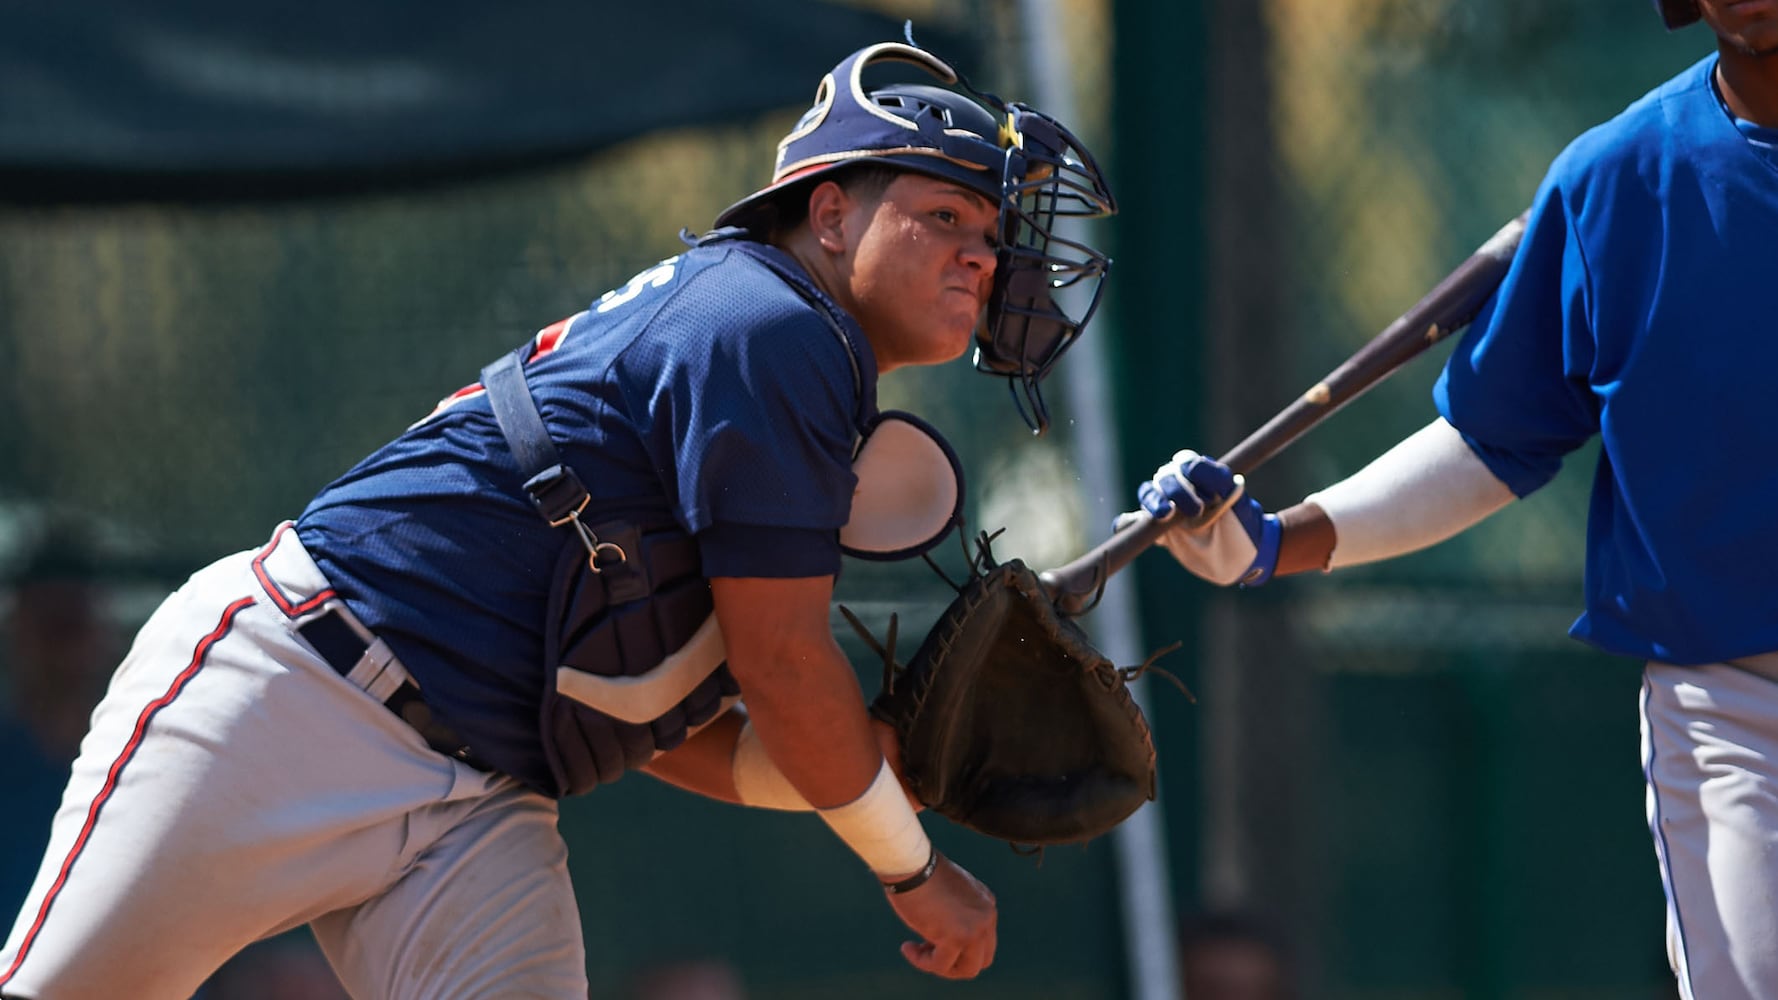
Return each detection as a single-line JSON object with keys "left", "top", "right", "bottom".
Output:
{"left": 1135, "top": 2, "right": 1778, "bottom": 997}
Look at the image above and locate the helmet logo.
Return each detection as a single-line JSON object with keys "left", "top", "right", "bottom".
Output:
{"left": 997, "top": 114, "right": 1023, "bottom": 150}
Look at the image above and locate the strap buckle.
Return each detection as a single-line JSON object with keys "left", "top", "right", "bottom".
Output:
{"left": 523, "top": 465, "right": 627, "bottom": 573}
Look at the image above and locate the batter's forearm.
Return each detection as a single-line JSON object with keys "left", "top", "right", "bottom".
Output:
{"left": 1274, "top": 502, "right": 1338, "bottom": 576}
{"left": 1303, "top": 417, "right": 1516, "bottom": 568}
{"left": 1271, "top": 419, "right": 1518, "bottom": 576}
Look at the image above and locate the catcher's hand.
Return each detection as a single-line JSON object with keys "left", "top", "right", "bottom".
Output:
{"left": 885, "top": 855, "right": 997, "bottom": 979}
{"left": 850, "top": 535, "right": 1166, "bottom": 847}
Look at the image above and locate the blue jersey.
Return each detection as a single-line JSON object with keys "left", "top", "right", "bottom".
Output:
{"left": 294, "top": 238, "right": 879, "bottom": 789}
{"left": 1434, "top": 54, "right": 1778, "bottom": 665}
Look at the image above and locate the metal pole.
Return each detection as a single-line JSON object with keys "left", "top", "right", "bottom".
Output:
{"left": 1012, "top": 4, "right": 1182, "bottom": 999}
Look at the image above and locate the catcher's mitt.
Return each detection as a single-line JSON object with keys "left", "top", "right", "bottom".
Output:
{"left": 849, "top": 532, "right": 1180, "bottom": 847}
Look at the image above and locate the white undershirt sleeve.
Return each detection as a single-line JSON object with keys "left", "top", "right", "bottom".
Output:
{"left": 1303, "top": 417, "right": 1517, "bottom": 569}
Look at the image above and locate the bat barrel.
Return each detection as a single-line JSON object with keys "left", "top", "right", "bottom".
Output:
{"left": 1222, "top": 210, "right": 1528, "bottom": 474}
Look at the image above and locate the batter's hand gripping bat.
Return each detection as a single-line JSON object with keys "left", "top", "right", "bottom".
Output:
{"left": 1041, "top": 209, "right": 1532, "bottom": 615}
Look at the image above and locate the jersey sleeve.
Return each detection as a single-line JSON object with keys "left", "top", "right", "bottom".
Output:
{"left": 638, "top": 292, "right": 862, "bottom": 580}
{"left": 1432, "top": 170, "right": 1602, "bottom": 498}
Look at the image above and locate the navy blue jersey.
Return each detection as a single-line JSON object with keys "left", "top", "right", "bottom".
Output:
{"left": 1434, "top": 54, "right": 1778, "bottom": 665}
{"left": 294, "top": 238, "right": 879, "bottom": 788}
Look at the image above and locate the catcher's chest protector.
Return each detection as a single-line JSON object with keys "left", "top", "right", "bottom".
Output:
{"left": 480, "top": 344, "right": 738, "bottom": 798}
{"left": 539, "top": 523, "right": 738, "bottom": 797}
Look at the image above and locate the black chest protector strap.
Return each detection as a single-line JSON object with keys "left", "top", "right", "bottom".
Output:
{"left": 480, "top": 349, "right": 626, "bottom": 571}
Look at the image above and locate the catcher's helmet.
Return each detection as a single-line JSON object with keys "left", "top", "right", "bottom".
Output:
{"left": 715, "top": 36, "right": 1117, "bottom": 435}
{"left": 1654, "top": 0, "right": 1701, "bottom": 28}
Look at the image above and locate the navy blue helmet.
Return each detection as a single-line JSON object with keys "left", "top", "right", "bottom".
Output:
{"left": 715, "top": 37, "right": 1117, "bottom": 435}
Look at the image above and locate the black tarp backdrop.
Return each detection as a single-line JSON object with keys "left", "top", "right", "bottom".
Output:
{"left": 0, "top": 0, "right": 969, "bottom": 200}
{"left": 0, "top": 0, "right": 974, "bottom": 571}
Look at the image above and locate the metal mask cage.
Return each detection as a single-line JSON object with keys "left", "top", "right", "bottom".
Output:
{"left": 973, "top": 105, "right": 1117, "bottom": 434}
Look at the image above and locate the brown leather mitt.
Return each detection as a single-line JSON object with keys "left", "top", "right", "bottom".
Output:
{"left": 850, "top": 534, "right": 1166, "bottom": 847}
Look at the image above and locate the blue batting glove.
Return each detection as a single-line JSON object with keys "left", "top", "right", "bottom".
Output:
{"left": 1136, "top": 450, "right": 1282, "bottom": 587}
{"left": 1137, "top": 450, "right": 1240, "bottom": 520}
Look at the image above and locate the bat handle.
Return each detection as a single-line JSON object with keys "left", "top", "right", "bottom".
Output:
{"left": 1039, "top": 512, "right": 1176, "bottom": 617}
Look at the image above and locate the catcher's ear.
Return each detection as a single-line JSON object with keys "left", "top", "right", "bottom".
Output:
{"left": 842, "top": 411, "right": 965, "bottom": 561}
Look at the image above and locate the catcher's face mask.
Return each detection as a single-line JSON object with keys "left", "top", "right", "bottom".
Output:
{"left": 713, "top": 30, "right": 1117, "bottom": 436}
{"left": 841, "top": 412, "right": 964, "bottom": 561}
{"left": 978, "top": 105, "right": 1117, "bottom": 435}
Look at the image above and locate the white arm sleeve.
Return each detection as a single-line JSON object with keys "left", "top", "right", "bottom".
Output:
{"left": 1303, "top": 417, "right": 1516, "bottom": 569}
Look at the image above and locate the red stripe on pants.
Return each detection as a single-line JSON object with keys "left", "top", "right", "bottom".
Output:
{"left": 0, "top": 595, "right": 257, "bottom": 990}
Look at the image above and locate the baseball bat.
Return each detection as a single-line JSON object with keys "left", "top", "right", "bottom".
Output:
{"left": 1040, "top": 208, "right": 1531, "bottom": 616}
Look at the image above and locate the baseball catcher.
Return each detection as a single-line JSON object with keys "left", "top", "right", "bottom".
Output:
{"left": 0, "top": 29, "right": 1117, "bottom": 997}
